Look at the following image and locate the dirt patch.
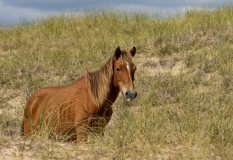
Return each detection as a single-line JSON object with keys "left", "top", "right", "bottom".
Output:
{"left": 135, "top": 53, "right": 186, "bottom": 77}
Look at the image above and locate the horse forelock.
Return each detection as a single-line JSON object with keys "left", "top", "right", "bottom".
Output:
{"left": 120, "top": 50, "right": 133, "bottom": 63}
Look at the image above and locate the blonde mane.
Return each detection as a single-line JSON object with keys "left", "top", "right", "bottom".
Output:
{"left": 86, "top": 50, "right": 132, "bottom": 108}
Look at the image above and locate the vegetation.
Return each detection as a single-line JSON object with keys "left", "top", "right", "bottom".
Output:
{"left": 1, "top": 6, "right": 233, "bottom": 159}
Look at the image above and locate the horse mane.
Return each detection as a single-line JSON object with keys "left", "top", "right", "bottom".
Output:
{"left": 86, "top": 50, "right": 132, "bottom": 108}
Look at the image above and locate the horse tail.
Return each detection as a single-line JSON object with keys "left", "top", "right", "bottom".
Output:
{"left": 21, "top": 120, "right": 24, "bottom": 136}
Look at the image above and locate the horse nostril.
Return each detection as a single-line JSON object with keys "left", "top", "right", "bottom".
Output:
{"left": 124, "top": 91, "right": 137, "bottom": 101}
{"left": 131, "top": 91, "right": 137, "bottom": 99}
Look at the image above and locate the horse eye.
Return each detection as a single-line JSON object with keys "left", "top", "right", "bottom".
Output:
{"left": 116, "top": 68, "right": 121, "bottom": 72}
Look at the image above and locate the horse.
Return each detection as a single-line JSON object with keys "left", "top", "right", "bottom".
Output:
{"left": 21, "top": 46, "right": 137, "bottom": 142}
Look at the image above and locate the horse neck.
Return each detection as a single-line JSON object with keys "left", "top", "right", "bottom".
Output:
{"left": 107, "top": 84, "right": 120, "bottom": 104}
{"left": 87, "top": 56, "right": 119, "bottom": 108}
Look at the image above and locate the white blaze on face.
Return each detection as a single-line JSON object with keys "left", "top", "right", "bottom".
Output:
{"left": 121, "top": 61, "right": 135, "bottom": 101}
{"left": 126, "top": 61, "right": 133, "bottom": 90}
{"left": 126, "top": 61, "right": 130, "bottom": 70}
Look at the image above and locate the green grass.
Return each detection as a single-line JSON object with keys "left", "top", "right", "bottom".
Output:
{"left": 1, "top": 6, "right": 233, "bottom": 159}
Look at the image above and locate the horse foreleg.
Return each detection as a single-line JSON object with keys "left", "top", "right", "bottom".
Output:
{"left": 90, "top": 107, "right": 113, "bottom": 136}
{"left": 76, "top": 123, "right": 88, "bottom": 142}
{"left": 75, "top": 115, "right": 93, "bottom": 143}
{"left": 103, "top": 106, "right": 113, "bottom": 124}
{"left": 101, "top": 106, "right": 113, "bottom": 136}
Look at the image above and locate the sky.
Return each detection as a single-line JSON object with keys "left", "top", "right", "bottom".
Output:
{"left": 0, "top": 0, "right": 232, "bottom": 26}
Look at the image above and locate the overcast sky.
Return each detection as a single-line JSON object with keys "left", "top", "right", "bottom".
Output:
{"left": 0, "top": 0, "right": 232, "bottom": 26}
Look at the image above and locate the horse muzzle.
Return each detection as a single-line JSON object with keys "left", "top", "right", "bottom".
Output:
{"left": 124, "top": 90, "right": 137, "bottom": 101}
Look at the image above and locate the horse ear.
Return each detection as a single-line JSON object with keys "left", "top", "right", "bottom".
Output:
{"left": 115, "top": 47, "right": 121, "bottom": 60}
{"left": 129, "top": 46, "right": 136, "bottom": 57}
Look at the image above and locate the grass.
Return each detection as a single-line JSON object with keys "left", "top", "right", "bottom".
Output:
{"left": 1, "top": 6, "right": 233, "bottom": 159}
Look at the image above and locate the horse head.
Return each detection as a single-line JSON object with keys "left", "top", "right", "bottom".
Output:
{"left": 113, "top": 46, "right": 137, "bottom": 101}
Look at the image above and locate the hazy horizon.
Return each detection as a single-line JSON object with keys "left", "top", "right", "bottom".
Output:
{"left": 0, "top": 0, "right": 232, "bottom": 26}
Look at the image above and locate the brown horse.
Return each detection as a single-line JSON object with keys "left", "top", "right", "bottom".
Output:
{"left": 22, "top": 46, "right": 137, "bottom": 142}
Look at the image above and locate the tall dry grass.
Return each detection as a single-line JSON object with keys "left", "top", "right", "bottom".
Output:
{"left": 1, "top": 6, "right": 233, "bottom": 159}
